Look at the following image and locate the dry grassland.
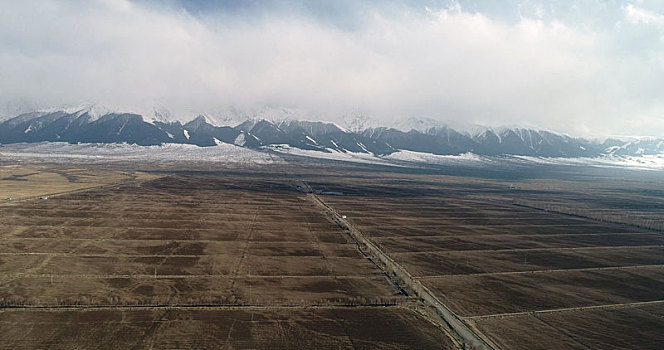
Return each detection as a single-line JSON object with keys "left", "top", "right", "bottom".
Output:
{"left": 0, "top": 165, "right": 157, "bottom": 200}
{"left": 315, "top": 171, "right": 664, "bottom": 349}
{"left": 0, "top": 169, "right": 455, "bottom": 349}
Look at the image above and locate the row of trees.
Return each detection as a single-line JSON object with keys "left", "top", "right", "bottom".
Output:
{"left": 0, "top": 295, "right": 406, "bottom": 308}
{"left": 514, "top": 201, "right": 664, "bottom": 232}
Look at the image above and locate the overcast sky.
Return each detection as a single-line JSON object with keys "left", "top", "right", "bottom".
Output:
{"left": 0, "top": 0, "right": 663, "bottom": 136}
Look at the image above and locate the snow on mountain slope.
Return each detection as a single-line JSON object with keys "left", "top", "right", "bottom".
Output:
{"left": 216, "top": 106, "right": 326, "bottom": 126}
{"left": 1, "top": 108, "right": 662, "bottom": 160}
{"left": 0, "top": 142, "right": 281, "bottom": 164}
{"left": 390, "top": 117, "right": 448, "bottom": 132}
{"left": 39, "top": 103, "right": 117, "bottom": 122}
{"left": 233, "top": 133, "right": 246, "bottom": 146}
{"left": 1, "top": 140, "right": 661, "bottom": 171}
{"left": 603, "top": 137, "right": 664, "bottom": 156}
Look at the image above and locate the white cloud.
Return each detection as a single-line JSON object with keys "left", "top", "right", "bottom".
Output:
{"left": 0, "top": 0, "right": 662, "bottom": 137}
{"left": 624, "top": 3, "right": 664, "bottom": 25}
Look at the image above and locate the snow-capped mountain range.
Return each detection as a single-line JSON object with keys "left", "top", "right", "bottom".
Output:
{"left": 0, "top": 107, "right": 662, "bottom": 158}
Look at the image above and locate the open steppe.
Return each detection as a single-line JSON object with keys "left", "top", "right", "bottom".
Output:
{"left": 0, "top": 164, "right": 457, "bottom": 349}
{"left": 1, "top": 159, "right": 663, "bottom": 349}
{"left": 0, "top": 165, "right": 149, "bottom": 200}
{"left": 313, "top": 165, "right": 664, "bottom": 349}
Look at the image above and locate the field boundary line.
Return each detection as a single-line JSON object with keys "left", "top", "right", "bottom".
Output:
{"left": 390, "top": 245, "right": 664, "bottom": 254}
{"left": 0, "top": 304, "right": 411, "bottom": 312}
{"left": 0, "top": 238, "right": 349, "bottom": 244}
{"left": 465, "top": 300, "right": 664, "bottom": 320}
{"left": 0, "top": 252, "right": 370, "bottom": 258}
{"left": 307, "top": 188, "right": 496, "bottom": 350}
{"left": 373, "top": 232, "right": 656, "bottom": 239}
{"left": 0, "top": 273, "right": 385, "bottom": 279}
{"left": 514, "top": 201, "right": 664, "bottom": 232}
{"left": 0, "top": 223, "right": 335, "bottom": 230}
{"left": 417, "top": 264, "right": 664, "bottom": 278}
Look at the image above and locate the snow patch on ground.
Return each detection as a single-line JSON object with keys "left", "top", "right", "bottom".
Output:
{"left": 0, "top": 142, "right": 281, "bottom": 164}
{"left": 385, "top": 150, "right": 491, "bottom": 166}
{"left": 265, "top": 144, "right": 397, "bottom": 166}
{"left": 265, "top": 146, "right": 664, "bottom": 170}
{"left": 387, "top": 150, "right": 664, "bottom": 170}
{"left": 514, "top": 154, "right": 664, "bottom": 170}
{"left": 1, "top": 142, "right": 661, "bottom": 171}
{"left": 382, "top": 150, "right": 517, "bottom": 169}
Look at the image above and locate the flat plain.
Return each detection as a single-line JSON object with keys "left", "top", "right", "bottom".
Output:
{"left": 0, "top": 166, "right": 457, "bottom": 349}
{"left": 1, "top": 160, "right": 663, "bottom": 349}
{"left": 0, "top": 165, "right": 151, "bottom": 200}
{"left": 313, "top": 165, "right": 664, "bottom": 349}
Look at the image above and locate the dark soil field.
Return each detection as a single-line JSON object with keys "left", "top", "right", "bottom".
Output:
{"left": 426, "top": 266, "right": 664, "bottom": 316}
{"left": 472, "top": 303, "right": 664, "bottom": 350}
{"left": 0, "top": 307, "right": 454, "bottom": 349}
{"left": 315, "top": 166, "right": 664, "bottom": 349}
{"left": 0, "top": 175, "right": 404, "bottom": 307}
{"left": 0, "top": 169, "right": 457, "bottom": 349}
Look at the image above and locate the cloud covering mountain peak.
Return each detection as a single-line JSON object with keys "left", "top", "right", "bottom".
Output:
{"left": 0, "top": 1, "right": 663, "bottom": 137}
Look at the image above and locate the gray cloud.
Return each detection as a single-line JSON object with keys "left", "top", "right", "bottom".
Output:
{"left": 0, "top": 0, "right": 662, "bottom": 137}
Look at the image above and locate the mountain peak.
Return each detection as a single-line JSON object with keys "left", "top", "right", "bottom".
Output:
{"left": 38, "top": 103, "right": 116, "bottom": 121}
{"left": 390, "top": 117, "right": 450, "bottom": 132}
{"left": 1, "top": 107, "right": 662, "bottom": 158}
{"left": 183, "top": 115, "right": 216, "bottom": 131}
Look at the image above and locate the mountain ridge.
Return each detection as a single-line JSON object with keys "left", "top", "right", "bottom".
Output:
{"left": 0, "top": 109, "right": 662, "bottom": 158}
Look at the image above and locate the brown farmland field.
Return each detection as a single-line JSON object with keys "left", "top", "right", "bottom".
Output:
{"left": 2, "top": 159, "right": 663, "bottom": 349}
{"left": 0, "top": 307, "right": 454, "bottom": 349}
{"left": 0, "top": 168, "right": 457, "bottom": 349}
{"left": 314, "top": 166, "right": 664, "bottom": 349}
